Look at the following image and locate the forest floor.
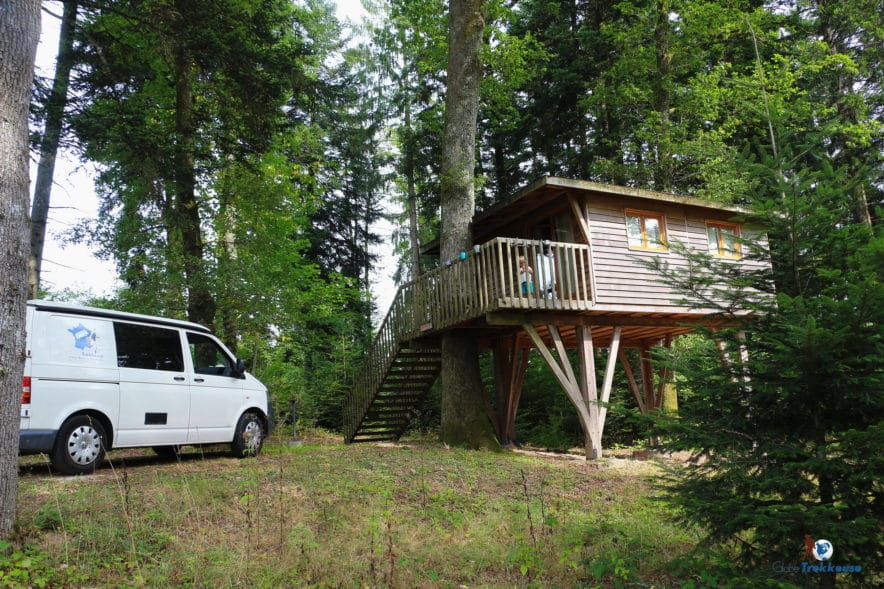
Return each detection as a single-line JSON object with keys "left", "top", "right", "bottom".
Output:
{"left": 10, "top": 430, "right": 707, "bottom": 588}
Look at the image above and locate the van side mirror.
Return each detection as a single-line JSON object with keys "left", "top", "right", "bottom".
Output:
{"left": 234, "top": 358, "right": 246, "bottom": 378}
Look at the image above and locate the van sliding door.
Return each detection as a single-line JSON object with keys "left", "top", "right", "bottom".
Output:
{"left": 114, "top": 322, "right": 190, "bottom": 446}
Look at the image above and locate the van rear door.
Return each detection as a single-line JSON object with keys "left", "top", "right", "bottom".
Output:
{"left": 24, "top": 311, "right": 119, "bottom": 444}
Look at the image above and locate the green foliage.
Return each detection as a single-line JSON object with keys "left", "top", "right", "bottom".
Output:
{"left": 585, "top": 551, "right": 635, "bottom": 587}
{"left": 0, "top": 541, "right": 52, "bottom": 588}
{"left": 651, "top": 123, "right": 882, "bottom": 584}
{"left": 55, "top": 0, "right": 370, "bottom": 433}
{"left": 513, "top": 350, "right": 647, "bottom": 451}
{"left": 513, "top": 354, "right": 582, "bottom": 450}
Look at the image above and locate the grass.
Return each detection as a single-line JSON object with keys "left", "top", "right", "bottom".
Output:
{"left": 9, "top": 430, "right": 702, "bottom": 588}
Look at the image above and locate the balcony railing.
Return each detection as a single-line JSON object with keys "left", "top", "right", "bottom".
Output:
{"left": 366, "top": 237, "right": 593, "bottom": 344}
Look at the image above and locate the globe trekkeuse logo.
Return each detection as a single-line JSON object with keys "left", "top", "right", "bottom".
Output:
{"left": 798, "top": 536, "right": 861, "bottom": 575}
{"left": 772, "top": 536, "right": 863, "bottom": 577}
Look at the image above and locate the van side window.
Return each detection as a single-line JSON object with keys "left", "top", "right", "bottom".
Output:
{"left": 114, "top": 323, "right": 184, "bottom": 371}
{"left": 188, "top": 333, "right": 235, "bottom": 377}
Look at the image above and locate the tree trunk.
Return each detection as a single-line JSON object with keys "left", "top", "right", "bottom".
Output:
{"left": 218, "top": 197, "right": 239, "bottom": 353}
{"left": 0, "top": 0, "right": 40, "bottom": 540}
{"left": 652, "top": 0, "right": 673, "bottom": 192}
{"left": 816, "top": 0, "right": 873, "bottom": 229}
{"left": 29, "top": 0, "right": 78, "bottom": 298}
{"left": 403, "top": 103, "right": 422, "bottom": 280}
{"left": 439, "top": 0, "right": 498, "bottom": 449}
{"left": 173, "top": 24, "right": 215, "bottom": 327}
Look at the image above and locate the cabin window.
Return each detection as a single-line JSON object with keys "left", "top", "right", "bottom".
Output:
{"left": 625, "top": 209, "right": 668, "bottom": 252}
{"left": 706, "top": 221, "right": 742, "bottom": 258}
{"left": 554, "top": 211, "right": 575, "bottom": 243}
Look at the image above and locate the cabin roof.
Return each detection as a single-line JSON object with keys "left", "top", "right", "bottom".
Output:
{"left": 424, "top": 176, "right": 750, "bottom": 256}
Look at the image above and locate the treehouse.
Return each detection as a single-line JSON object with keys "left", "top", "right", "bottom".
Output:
{"left": 343, "top": 177, "right": 769, "bottom": 458}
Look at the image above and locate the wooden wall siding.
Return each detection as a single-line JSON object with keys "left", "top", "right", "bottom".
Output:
{"left": 583, "top": 194, "right": 767, "bottom": 311}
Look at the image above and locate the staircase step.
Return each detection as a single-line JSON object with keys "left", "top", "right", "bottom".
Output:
{"left": 350, "top": 434, "right": 398, "bottom": 444}
{"left": 382, "top": 375, "right": 437, "bottom": 382}
{"left": 387, "top": 367, "right": 439, "bottom": 374}
{"left": 379, "top": 384, "right": 432, "bottom": 389}
{"left": 365, "top": 408, "right": 413, "bottom": 415}
{"left": 376, "top": 388, "right": 430, "bottom": 395}
{"left": 372, "top": 397, "right": 427, "bottom": 406}
{"left": 381, "top": 381, "right": 436, "bottom": 387}
{"left": 356, "top": 428, "right": 404, "bottom": 436}
{"left": 362, "top": 410, "right": 411, "bottom": 418}
{"left": 362, "top": 417, "right": 410, "bottom": 426}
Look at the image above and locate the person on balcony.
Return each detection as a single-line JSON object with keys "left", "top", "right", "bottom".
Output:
{"left": 519, "top": 256, "right": 534, "bottom": 295}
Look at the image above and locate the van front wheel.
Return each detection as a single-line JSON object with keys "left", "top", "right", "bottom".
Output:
{"left": 51, "top": 415, "right": 107, "bottom": 475}
{"left": 232, "top": 412, "right": 265, "bottom": 458}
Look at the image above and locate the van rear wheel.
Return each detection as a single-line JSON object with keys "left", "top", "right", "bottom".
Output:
{"left": 231, "top": 411, "right": 265, "bottom": 458}
{"left": 51, "top": 415, "right": 107, "bottom": 475}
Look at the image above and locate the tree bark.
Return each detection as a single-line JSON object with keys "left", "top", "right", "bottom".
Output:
{"left": 29, "top": 0, "right": 78, "bottom": 298}
{"left": 439, "top": 0, "right": 498, "bottom": 449}
{"left": 652, "top": 0, "right": 673, "bottom": 192}
{"left": 173, "top": 14, "right": 215, "bottom": 327}
{"left": 0, "top": 0, "right": 40, "bottom": 540}
{"left": 815, "top": 0, "right": 873, "bottom": 229}
{"left": 403, "top": 103, "right": 422, "bottom": 280}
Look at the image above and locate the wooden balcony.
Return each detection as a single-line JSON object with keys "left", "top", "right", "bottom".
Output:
{"left": 399, "top": 237, "right": 593, "bottom": 336}
{"left": 344, "top": 238, "right": 592, "bottom": 442}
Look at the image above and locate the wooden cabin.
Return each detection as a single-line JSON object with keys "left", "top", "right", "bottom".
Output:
{"left": 343, "top": 177, "right": 769, "bottom": 457}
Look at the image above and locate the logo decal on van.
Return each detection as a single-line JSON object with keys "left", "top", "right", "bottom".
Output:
{"left": 68, "top": 324, "right": 102, "bottom": 358}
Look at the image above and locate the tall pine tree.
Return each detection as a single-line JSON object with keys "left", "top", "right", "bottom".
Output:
{"left": 653, "top": 133, "right": 881, "bottom": 586}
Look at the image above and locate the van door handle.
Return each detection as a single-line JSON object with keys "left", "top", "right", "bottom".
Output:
{"left": 174, "top": 376, "right": 186, "bottom": 382}
{"left": 194, "top": 378, "right": 205, "bottom": 383}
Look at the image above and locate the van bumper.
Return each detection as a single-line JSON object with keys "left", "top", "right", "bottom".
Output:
{"left": 19, "top": 429, "right": 57, "bottom": 454}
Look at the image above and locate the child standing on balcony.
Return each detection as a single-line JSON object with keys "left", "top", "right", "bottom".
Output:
{"left": 519, "top": 256, "right": 534, "bottom": 295}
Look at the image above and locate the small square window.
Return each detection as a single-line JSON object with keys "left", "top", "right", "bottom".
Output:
{"left": 707, "top": 221, "right": 742, "bottom": 258}
{"left": 625, "top": 209, "right": 668, "bottom": 252}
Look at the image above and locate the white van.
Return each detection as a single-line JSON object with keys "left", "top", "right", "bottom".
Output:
{"left": 19, "top": 300, "right": 272, "bottom": 475}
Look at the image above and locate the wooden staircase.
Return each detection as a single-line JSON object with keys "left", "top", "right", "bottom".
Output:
{"left": 345, "top": 344, "right": 441, "bottom": 443}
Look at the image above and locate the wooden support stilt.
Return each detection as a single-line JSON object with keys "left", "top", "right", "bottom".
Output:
{"left": 508, "top": 349, "right": 529, "bottom": 442}
{"left": 716, "top": 331, "right": 751, "bottom": 386}
{"left": 640, "top": 345, "right": 656, "bottom": 410}
{"left": 618, "top": 349, "right": 647, "bottom": 414}
{"left": 490, "top": 335, "right": 530, "bottom": 446}
{"left": 490, "top": 339, "right": 507, "bottom": 440}
{"left": 523, "top": 324, "right": 597, "bottom": 459}
{"left": 598, "top": 326, "right": 622, "bottom": 437}
{"left": 522, "top": 323, "right": 627, "bottom": 460}
{"left": 736, "top": 330, "right": 751, "bottom": 386}
{"left": 715, "top": 338, "right": 733, "bottom": 375}
{"left": 575, "top": 325, "right": 602, "bottom": 459}
{"left": 655, "top": 336, "right": 672, "bottom": 411}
